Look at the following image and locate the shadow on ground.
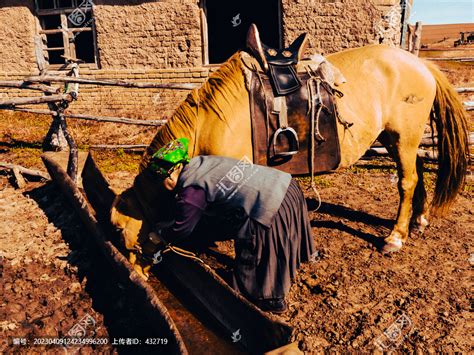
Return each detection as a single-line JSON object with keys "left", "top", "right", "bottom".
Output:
{"left": 26, "top": 182, "right": 167, "bottom": 354}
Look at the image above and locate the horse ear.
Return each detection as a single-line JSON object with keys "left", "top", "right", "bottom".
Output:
{"left": 288, "top": 33, "right": 309, "bottom": 61}
{"left": 246, "top": 24, "right": 268, "bottom": 71}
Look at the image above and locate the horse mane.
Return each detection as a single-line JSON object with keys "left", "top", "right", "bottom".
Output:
{"left": 139, "top": 52, "right": 247, "bottom": 172}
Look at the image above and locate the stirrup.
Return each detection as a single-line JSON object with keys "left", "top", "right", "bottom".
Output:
{"left": 270, "top": 127, "right": 299, "bottom": 157}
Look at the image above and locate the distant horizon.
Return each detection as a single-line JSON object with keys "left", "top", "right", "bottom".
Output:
{"left": 422, "top": 22, "right": 474, "bottom": 26}
{"left": 409, "top": 0, "right": 473, "bottom": 25}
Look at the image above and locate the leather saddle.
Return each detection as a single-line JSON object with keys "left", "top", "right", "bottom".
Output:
{"left": 245, "top": 24, "right": 342, "bottom": 175}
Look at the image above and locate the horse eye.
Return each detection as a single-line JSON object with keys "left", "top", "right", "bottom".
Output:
{"left": 267, "top": 48, "right": 277, "bottom": 56}
{"left": 282, "top": 50, "right": 292, "bottom": 58}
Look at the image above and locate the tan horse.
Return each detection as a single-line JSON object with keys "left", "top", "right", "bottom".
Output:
{"left": 111, "top": 44, "right": 468, "bottom": 277}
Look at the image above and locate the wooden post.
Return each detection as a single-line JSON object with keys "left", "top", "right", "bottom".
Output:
{"left": 412, "top": 22, "right": 423, "bottom": 56}
{"left": 199, "top": 0, "right": 209, "bottom": 65}
{"left": 43, "top": 100, "right": 68, "bottom": 152}
{"left": 400, "top": 0, "right": 410, "bottom": 48}
{"left": 406, "top": 24, "right": 414, "bottom": 53}
{"left": 34, "top": 35, "right": 47, "bottom": 74}
{"left": 59, "top": 110, "right": 78, "bottom": 182}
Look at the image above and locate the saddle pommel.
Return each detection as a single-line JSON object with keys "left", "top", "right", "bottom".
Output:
{"left": 246, "top": 24, "right": 309, "bottom": 96}
{"left": 246, "top": 24, "right": 308, "bottom": 71}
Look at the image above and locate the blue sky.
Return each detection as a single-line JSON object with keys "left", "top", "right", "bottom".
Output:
{"left": 409, "top": 0, "right": 474, "bottom": 24}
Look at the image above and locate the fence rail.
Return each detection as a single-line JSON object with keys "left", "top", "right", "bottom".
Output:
{"left": 427, "top": 57, "right": 474, "bottom": 62}
{"left": 24, "top": 75, "right": 199, "bottom": 90}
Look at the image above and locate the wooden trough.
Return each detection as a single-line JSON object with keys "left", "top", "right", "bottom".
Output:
{"left": 41, "top": 152, "right": 295, "bottom": 354}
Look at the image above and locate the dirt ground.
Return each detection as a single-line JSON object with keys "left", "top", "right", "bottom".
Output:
{"left": 1, "top": 156, "right": 472, "bottom": 353}
{"left": 285, "top": 169, "right": 472, "bottom": 353}
{"left": 1, "top": 47, "right": 472, "bottom": 353}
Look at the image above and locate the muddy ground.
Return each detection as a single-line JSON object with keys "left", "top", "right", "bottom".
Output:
{"left": 1, "top": 46, "right": 472, "bottom": 353}
{"left": 0, "top": 159, "right": 472, "bottom": 353}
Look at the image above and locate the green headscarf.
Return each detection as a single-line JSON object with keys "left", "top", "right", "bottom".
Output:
{"left": 150, "top": 138, "right": 190, "bottom": 177}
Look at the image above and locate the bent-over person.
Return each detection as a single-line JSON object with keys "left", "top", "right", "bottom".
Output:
{"left": 148, "top": 138, "right": 316, "bottom": 313}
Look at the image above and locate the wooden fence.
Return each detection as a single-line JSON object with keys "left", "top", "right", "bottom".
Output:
{"left": 0, "top": 58, "right": 473, "bottom": 182}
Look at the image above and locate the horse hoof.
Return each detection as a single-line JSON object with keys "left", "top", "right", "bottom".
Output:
{"left": 382, "top": 240, "right": 403, "bottom": 254}
{"left": 410, "top": 215, "right": 429, "bottom": 235}
{"left": 411, "top": 224, "right": 426, "bottom": 235}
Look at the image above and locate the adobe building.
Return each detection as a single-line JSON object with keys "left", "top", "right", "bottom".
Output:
{"left": 0, "top": 0, "right": 411, "bottom": 118}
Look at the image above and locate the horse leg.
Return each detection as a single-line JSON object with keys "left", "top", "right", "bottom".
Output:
{"left": 410, "top": 156, "right": 430, "bottom": 234}
{"left": 378, "top": 133, "right": 419, "bottom": 253}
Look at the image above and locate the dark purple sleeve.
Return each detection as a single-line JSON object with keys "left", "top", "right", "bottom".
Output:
{"left": 163, "top": 186, "right": 207, "bottom": 242}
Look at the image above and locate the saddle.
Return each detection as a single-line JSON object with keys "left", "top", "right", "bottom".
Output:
{"left": 245, "top": 24, "right": 344, "bottom": 175}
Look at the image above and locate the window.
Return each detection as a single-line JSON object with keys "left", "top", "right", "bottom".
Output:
{"left": 35, "top": 0, "right": 98, "bottom": 67}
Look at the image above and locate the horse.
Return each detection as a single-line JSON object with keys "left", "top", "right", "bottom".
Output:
{"left": 109, "top": 36, "right": 469, "bottom": 278}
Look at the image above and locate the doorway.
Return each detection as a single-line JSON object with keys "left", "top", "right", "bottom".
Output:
{"left": 204, "top": 0, "right": 281, "bottom": 64}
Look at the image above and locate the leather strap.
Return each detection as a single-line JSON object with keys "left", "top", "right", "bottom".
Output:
{"left": 270, "top": 96, "right": 299, "bottom": 157}
{"left": 268, "top": 64, "right": 301, "bottom": 95}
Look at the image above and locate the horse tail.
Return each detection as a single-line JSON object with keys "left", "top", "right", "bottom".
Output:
{"left": 426, "top": 61, "right": 469, "bottom": 215}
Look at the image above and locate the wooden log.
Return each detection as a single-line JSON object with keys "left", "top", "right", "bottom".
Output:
{"left": 34, "top": 35, "right": 47, "bottom": 74}
{"left": 90, "top": 144, "right": 148, "bottom": 150}
{"left": 371, "top": 136, "right": 439, "bottom": 148}
{"left": 0, "top": 81, "right": 59, "bottom": 94}
{"left": 66, "top": 113, "right": 166, "bottom": 126}
{"left": 41, "top": 153, "right": 187, "bottom": 355}
{"left": 412, "top": 22, "right": 423, "bottom": 56}
{"left": 0, "top": 107, "right": 166, "bottom": 127}
{"left": 406, "top": 24, "right": 414, "bottom": 53}
{"left": 364, "top": 147, "right": 474, "bottom": 162}
{"left": 81, "top": 153, "right": 294, "bottom": 353}
{"left": 456, "top": 87, "right": 474, "bottom": 93}
{"left": 1, "top": 107, "right": 56, "bottom": 115}
{"left": 11, "top": 167, "right": 26, "bottom": 189}
{"left": 427, "top": 57, "right": 474, "bottom": 62}
{"left": 365, "top": 147, "right": 439, "bottom": 160}
{"left": 0, "top": 94, "right": 71, "bottom": 107}
{"left": 0, "top": 162, "right": 50, "bottom": 180}
{"left": 25, "top": 76, "right": 200, "bottom": 90}
{"left": 43, "top": 103, "right": 68, "bottom": 152}
{"left": 58, "top": 112, "right": 79, "bottom": 182}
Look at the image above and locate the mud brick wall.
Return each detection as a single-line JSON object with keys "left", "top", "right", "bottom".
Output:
{"left": 281, "top": 0, "right": 381, "bottom": 55}
{"left": 0, "top": 1, "right": 37, "bottom": 73}
{"left": 93, "top": 0, "right": 202, "bottom": 69}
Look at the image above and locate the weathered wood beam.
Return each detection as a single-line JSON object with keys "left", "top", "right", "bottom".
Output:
{"left": 41, "top": 153, "right": 187, "bottom": 355}
{"left": 81, "top": 153, "right": 294, "bottom": 353}
{"left": 0, "top": 81, "right": 60, "bottom": 94}
{"left": 411, "top": 22, "right": 423, "bottom": 56}
{"left": 0, "top": 107, "right": 167, "bottom": 127}
{"left": 427, "top": 57, "right": 474, "bottom": 62}
{"left": 25, "top": 76, "right": 199, "bottom": 90}
{"left": 11, "top": 166, "right": 26, "bottom": 189}
{"left": 456, "top": 87, "right": 474, "bottom": 93}
{"left": 371, "top": 136, "right": 439, "bottom": 148}
{"left": 0, "top": 94, "right": 71, "bottom": 107}
{"left": 365, "top": 147, "right": 473, "bottom": 161}
{"left": 90, "top": 144, "right": 148, "bottom": 150}
{"left": 66, "top": 113, "right": 166, "bottom": 126}
{"left": 0, "top": 162, "right": 50, "bottom": 180}
{"left": 1, "top": 107, "right": 56, "bottom": 115}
